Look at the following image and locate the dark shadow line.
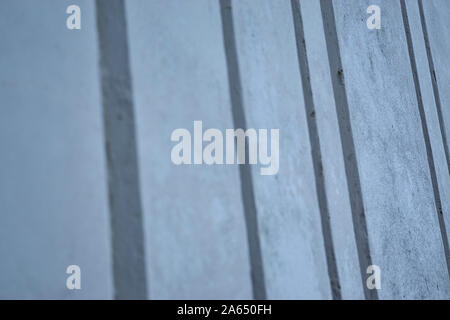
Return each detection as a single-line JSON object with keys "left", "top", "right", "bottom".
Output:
{"left": 400, "top": 0, "right": 450, "bottom": 276}
{"left": 418, "top": 0, "right": 450, "bottom": 172}
{"left": 219, "top": 0, "right": 267, "bottom": 300}
{"left": 96, "top": 0, "right": 148, "bottom": 299}
{"left": 290, "top": 0, "right": 341, "bottom": 300}
{"left": 319, "top": 0, "right": 378, "bottom": 300}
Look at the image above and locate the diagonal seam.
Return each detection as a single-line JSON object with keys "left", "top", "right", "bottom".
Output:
{"left": 96, "top": 0, "right": 148, "bottom": 300}
{"left": 291, "top": 0, "right": 342, "bottom": 300}
{"left": 219, "top": 0, "right": 267, "bottom": 300}
{"left": 319, "top": 0, "right": 378, "bottom": 300}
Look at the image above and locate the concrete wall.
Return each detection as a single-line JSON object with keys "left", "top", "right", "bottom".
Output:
{"left": 297, "top": 0, "right": 364, "bottom": 300}
{"left": 0, "top": 0, "right": 113, "bottom": 299}
{"left": 0, "top": 0, "right": 449, "bottom": 299}
{"left": 331, "top": 0, "right": 449, "bottom": 299}
{"left": 230, "top": 0, "right": 330, "bottom": 299}
{"left": 125, "top": 0, "right": 252, "bottom": 299}
{"left": 420, "top": 0, "right": 450, "bottom": 170}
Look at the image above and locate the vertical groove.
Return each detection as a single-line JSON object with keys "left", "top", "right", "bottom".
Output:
{"left": 96, "top": 0, "right": 148, "bottom": 299}
{"left": 219, "top": 0, "right": 267, "bottom": 300}
{"left": 291, "top": 0, "right": 342, "bottom": 300}
{"left": 319, "top": 0, "right": 378, "bottom": 300}
{"left": 400, "top": 0, "right": 450, "bottom": 276}
{"left": 418, "top": 0, "right": 450, "bottom": 172}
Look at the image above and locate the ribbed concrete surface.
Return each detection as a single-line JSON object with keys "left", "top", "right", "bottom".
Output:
{"left": 125, "top": 0, "right": 253, "bottom": 299}
{"left": 331, "top": 0, "right": 449, "bottom": 299}
{"left": 0, "top": 0, "right": 448, "bottom": 299}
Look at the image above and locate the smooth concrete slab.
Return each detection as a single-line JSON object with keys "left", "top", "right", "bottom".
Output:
{"left": 404, "top": 0, "right": 450, "bottom": 261}
{"left": 0, "top": 0, "right": 113, "bottom": 299}
{"left": 332, "top": 0, "right": 450, "bottom": 299}
{"left": 230, "top": 0, "right": 331, "bottom": 299}
{"left": 297, "top": 0, "right": 364, "bottom": 299}
{"left": 125, "top": 0, "right": 252, "bottom": 299}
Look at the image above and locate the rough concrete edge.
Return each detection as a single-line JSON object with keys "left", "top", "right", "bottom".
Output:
{"left": 401, "top": 0, "right": 450, "bottom": 276}
{"left": 96, "top": 0, "right": 148, "bottom": 299}
{"left": 219, "top": 0, "right": 267, "bottom": 300}
{"left": 290, "top": 0, "right": 341, "bottom": 300}
{"left": 319, "top": 0, "right": 378, "bottom": 300}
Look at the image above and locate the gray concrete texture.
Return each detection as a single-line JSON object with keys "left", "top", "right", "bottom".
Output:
{"left": 0, "top": 0, "right": 113, "bottom": 299}
{"left": 297, "top": 0, "right": 364, "bottom": 300}
{"left": 230, "top": 0, "right": 331, "bottom": 299}
{"left": 331, "top": 0, "right": 449, "bottom": 299}
{"left": 0, "top": 0, "right": 449, "bottom": 299}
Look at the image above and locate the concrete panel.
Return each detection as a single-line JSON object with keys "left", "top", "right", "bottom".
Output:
{"left": 230, "top": 0, "right": 331, "bottom": 299}
{"left": 0, "top": 0, "right": 113, "bottom": 298}
{"left": 96, "top": 0, "right": 147, "bottom": 299}
{"left": 125, "top": 0, "right": 253, "bottom": 299}
{"left": 331, "top": 0, "right": 450, "bottom": 298}
{"left": 420, "top": 0, "right": 450, "bottom": 168}
{"left": 296, "top": 0, "right": 364, "bottom": 299}
{"left": 403, "top": 0, "right": 450, "bottom": 265}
